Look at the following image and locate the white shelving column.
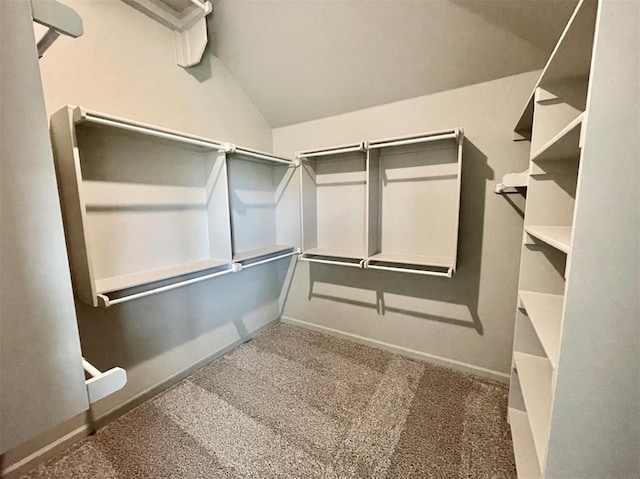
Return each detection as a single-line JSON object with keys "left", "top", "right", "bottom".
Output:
{"left": 507, "top": 0, "right": 640, "bottom": 477}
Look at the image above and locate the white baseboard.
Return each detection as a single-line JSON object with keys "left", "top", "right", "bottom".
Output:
{"left": 280, "top": 316, "right": 510, "bottom": 383}
{"left": 1, "top": 318, "right": 279, "bottom": 479}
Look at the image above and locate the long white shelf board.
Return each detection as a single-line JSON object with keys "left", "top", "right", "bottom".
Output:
{"left": 368, "top": 252, "right": 455, "bottom": 268}
{"left": 95, "top": 257, "right": 230, "bottom": 293}
{"left": 531, "top": 114, "right": 583, "bottom": 163}
{"left": 525, "top": 226, "right": 572, "bottom": 254}
{"left": 513, "top": 352, "right": 553, "bottom": 470}
{"left": 303, "top": 247, "right": 366, "bottom": 260}
{"left": 509, "top": 408, "right": 543, "bottom": 479}
{"left": 233, "top": 244, "right": 295, "bottom": 263}
{"left": 519, "top": 291, "right": 564, "bottom": 369}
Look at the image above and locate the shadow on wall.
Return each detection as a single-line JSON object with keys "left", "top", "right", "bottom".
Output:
{"left": 74, "top": 258, "right": 296, "bottom": 373}
{"left": 306, "top": 140, "right": 493, "bottom": 335}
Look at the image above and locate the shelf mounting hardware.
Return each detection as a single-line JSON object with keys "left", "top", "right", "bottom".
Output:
{"left": 31, "top": 0, "right": 83, "bottom": 58}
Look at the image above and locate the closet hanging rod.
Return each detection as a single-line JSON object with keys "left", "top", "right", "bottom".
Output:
{"left": 82, "top": 358, "right": 127, "bottom": 404}
{"left": 369, "top": 132, "right": 458, "bottom": 150}
{"left": 96, "top": 265, "right": 239, "bottom": 307}
{"left": 297, "top": 142, "right": 367, "bottom": 159}
{"left": 230, "top": 146, "right": 298, "bottom": 167}
{"left": 76, "top": 109, "right": 227, "bottom": 152}
{"left": 238, "top": 249, "right": 300, "bottom": 270}
{"left": 299, "top": 256, "right": 364, "bottom": 268}
{"left": 366, "top": 264, "right": 453, "bottom": 277}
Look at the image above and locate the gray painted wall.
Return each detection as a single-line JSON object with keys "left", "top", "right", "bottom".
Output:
{"left": 0, "top": 0, "right": 89, "bottom": 455}
{"left": 274, "top": 72, "right": 537, "bottom": 379}
{"left": 4, "top": 0, "right": 282, "bottom": 469}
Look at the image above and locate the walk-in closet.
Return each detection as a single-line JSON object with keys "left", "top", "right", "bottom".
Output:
{"left": 1, "top": 0, "right": 638, "bottom": 478}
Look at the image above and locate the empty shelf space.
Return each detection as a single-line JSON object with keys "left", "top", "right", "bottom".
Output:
{"left": 509, "top": 408, "right": 543, "bottom": 479}
{"left": 95, "top": 258, "right": 230, "bottom": 294}
{"left": 233, "top": 244, "right": 296, "bottom": 263}
{"left": 525, "top": 226, "right": 572, "bottom": 254}
{"left": 303, "top": 247, "right": 365, "bottom": 260}
{"left": 531, "top": 114, "right": 583, "bottom": 162}
{"left": 368, "top": 252, "right": 454, "bottom": 268}
{"left": 513, "top": 352, "right": 553, "bottom": 468}
{"left": 519, "top": 291, "right": 564, "bottom": 368}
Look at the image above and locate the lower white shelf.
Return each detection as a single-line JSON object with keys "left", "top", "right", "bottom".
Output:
{"left": 519, "top": 291, "right": 564, "bottom": 368}
{"left": 509, "top": 408, "right": 543, "bottom": 479}
{"left": 525, "top": 226, "right": 572, "bottom": 254}
{"left": 513, "top": 352, "right": 553, "bottom": 470}
{"left": 95, "top": 258, "right": 230, "bottom": 294}
{"left": 233, "top": 244, "right": 296, "bottom": 264}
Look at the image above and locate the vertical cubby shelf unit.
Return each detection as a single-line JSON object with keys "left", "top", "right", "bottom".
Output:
{"left": 226, "top": 146, "right": 300, "bottom": 269}
{"left": 50, "top": 106, "right": 299, "bottom": 307}
{"left": 507, "top": 1, "right": 597, "bottom": 477}
{"left": 298, "top": 129, "right": 464, "bottom": 276}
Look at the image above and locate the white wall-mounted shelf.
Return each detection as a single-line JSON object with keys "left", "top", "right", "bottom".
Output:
{"left": 226, "top": 147, "right": 299, "bottom": 268}
{"left": 50, "top": 105, "right": 299, "bottom": 307}
{"left": 496, "top": 169, "right": 529, "bottom": 194}
{"left": 531, "top": 114, "right": 584, "bottom": 163}
{"left": 524, "top": 226, "right": 572, "bottom": 254}
{"left": 298, "top": 129, "right": 463, "bottom": 276}
{"left": 299, "top": 143, "right": 369, "bottom": 265}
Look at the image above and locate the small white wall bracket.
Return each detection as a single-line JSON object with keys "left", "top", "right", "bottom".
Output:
{"left": 82, "top": 358, "right": 127, "bottom": 404}
{"left": 122, "top": 0, "right": 213, "bottom": 68}
{"left": 31, "top": 0, "right": 83, "bottom": 58}
{"left": 496, "top": 169, "right": 529, "bottom": 194}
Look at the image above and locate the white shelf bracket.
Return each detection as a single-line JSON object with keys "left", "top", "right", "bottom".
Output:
{"left": 31, "top": 0, "right": 83, "bottom": 58}
{"left": 82, "top": 358, "right": 127, "bottom": 404}
{"left": 496, "top": 169, "right": 529, "bottom": 194}
{"left": 174, "top": 15, "right": 208, "bottom": 68}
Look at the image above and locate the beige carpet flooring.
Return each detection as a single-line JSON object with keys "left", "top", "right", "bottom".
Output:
{"left": 23, "top": 323, "right": 516, "bottom": 478}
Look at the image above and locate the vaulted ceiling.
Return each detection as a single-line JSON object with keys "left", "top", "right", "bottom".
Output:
{"left": 208, "top": 0, "right": 578, "bottom": 127}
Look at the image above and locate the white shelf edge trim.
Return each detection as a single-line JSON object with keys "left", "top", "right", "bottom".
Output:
{"left": 496, "top": 169, "right": 529, "bottom": 193}
{"left": 299, "top": 256, "right": 365, "bottom": 268}
{"left": 231, "top": 146, "right": 299, "bottom": 167}
{"left": 76, "top": 108, "right": 227, "bottom": 152}
{"left": 236, "top": 248, "right": 300, "bottom": 271}
{"left": 365, "top": 262, "right": 453, "bottom": 277}
{"left": 96, "top": 265, "right": 238, "bottom": 307}
{"left": 82, "top": 358, "right": 127, "bottom": 404}
{"left": 368, "top": 130, "right": 459, "bottom": 150}
{"left": 297, "top": 142, "right": 368, "bottom": 159}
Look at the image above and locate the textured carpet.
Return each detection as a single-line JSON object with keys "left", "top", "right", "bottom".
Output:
{"left": 22, "top": 323, "right": 516, "bottom": 478}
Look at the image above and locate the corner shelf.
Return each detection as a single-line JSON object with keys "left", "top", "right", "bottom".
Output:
{"left": 513, "top": 352, "right": 553, "bottom": 469}
{"left": 519, "top": 291, "right": 564, "bottom": 368}
{"left": 525, "top": 226, "right": 572, "bottom": 254}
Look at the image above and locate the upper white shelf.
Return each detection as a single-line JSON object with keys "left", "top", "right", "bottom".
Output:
{"left": 525, "top": 225, "right": 572, "bottom": 254}
{"left": 531, "top": 114, "right": 584, "bottom": 162}
{"left": 519, "top": 291, "right": 564, "bottom": 369}
{"left": 513, "top": 0, "right": 598, "bottom": 139}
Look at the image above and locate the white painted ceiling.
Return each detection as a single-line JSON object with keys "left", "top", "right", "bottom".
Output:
{"left": 208, "top": 0, "right": 578, "bottom": 127}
